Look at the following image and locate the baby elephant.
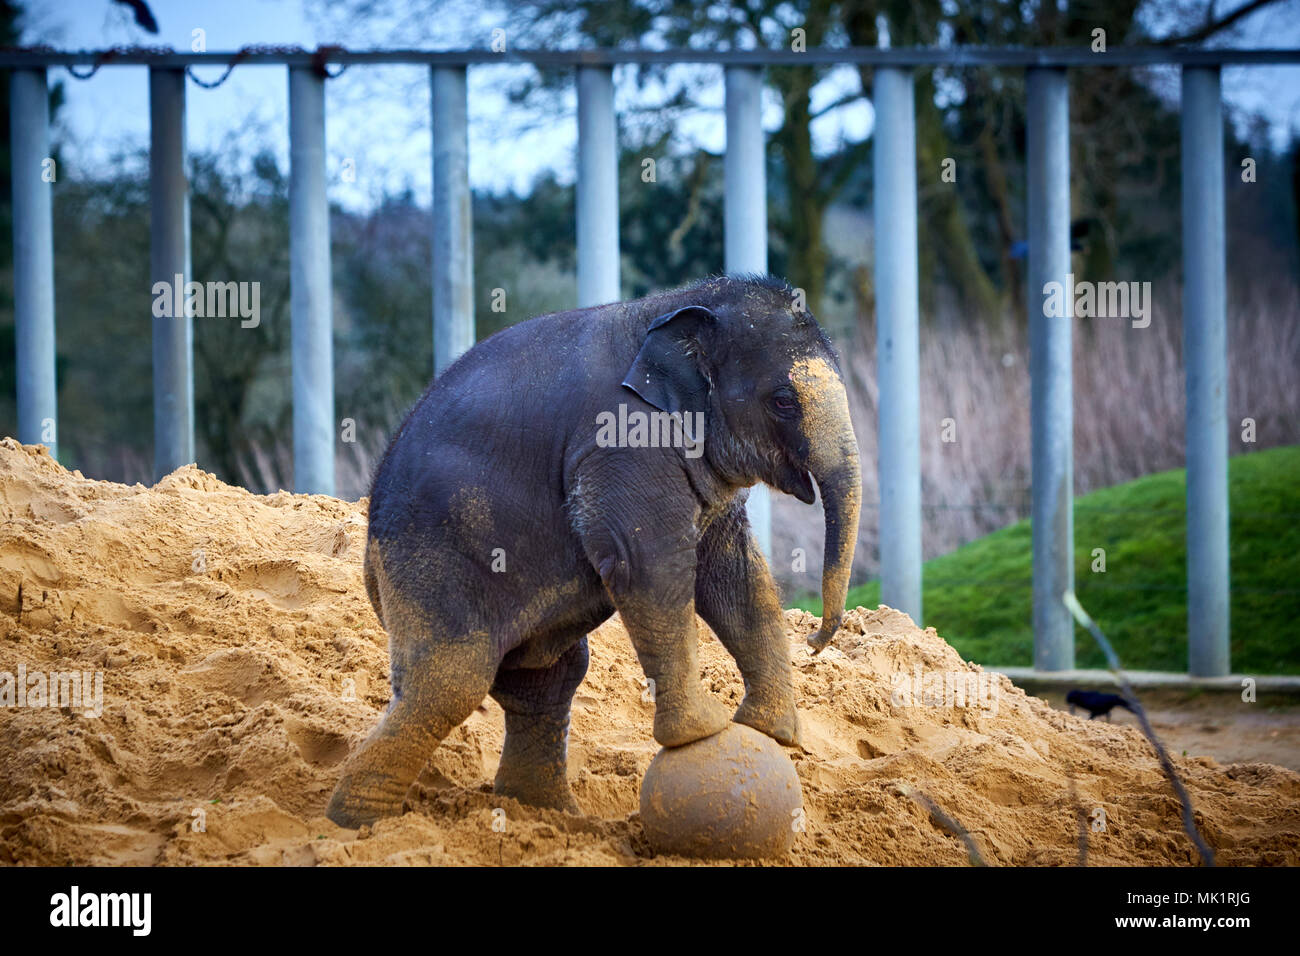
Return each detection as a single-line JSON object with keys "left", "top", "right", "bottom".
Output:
{"left": 326, "top": 275, "right": 861, "bottom": 827}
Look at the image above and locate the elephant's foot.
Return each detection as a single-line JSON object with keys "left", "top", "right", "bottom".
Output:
{"left": 734, "top": 691, "right": 801, "bottom": 747}
{"left": 494, "top": 766, "right": 581, "bottom": 814}
{"left": 326, "top": 768, "right": 413, "bottom": 829}
{"left": 493, "top": 712, "right": 581, "bottom": 814}
{"left": 653, "top": 691, "right": 731, "bottom": 748}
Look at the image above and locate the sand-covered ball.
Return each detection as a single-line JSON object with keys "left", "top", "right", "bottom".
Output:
{"left": 639, "top": 723, "right": 804, "bottom": 859}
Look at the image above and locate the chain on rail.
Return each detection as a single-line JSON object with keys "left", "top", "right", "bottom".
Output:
{"left": 185, "top": 45, "right": 350, "bottom": 87}
{"left": 1, "top": 43, "right": 351, "bottom": 84}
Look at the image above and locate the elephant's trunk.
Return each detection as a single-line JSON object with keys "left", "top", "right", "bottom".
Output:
{"left": 792, "top": 358, "right": 862, "bottom": 653}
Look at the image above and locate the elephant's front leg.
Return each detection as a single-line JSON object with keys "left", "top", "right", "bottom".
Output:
{"left": 617, "top": 592, "right": 731, "bottom": 747}
{"left": 695, "top": 500, "right": 800, "bottom": 746}
{"left": 578, "top": 490, "right": 730, "bottom": 748}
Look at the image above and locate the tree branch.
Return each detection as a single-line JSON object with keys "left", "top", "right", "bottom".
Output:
{"left": 810, "top": 89, "right": 865, "bottom": 121}
{"left": 1157, "top": 0, "right": 1282, "bottom": 45}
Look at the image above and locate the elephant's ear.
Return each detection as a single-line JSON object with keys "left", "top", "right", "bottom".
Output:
{"left": 621, "top": 305, "right": 718, "bottom": 414}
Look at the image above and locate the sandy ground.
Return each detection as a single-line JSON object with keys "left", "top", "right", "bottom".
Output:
{"left": 1, "top": 439, "right": 1297, "bottom": 866}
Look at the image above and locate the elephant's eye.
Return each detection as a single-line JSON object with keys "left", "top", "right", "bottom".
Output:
{"left": 769, "top": 390, "right": 798, "bottom": 417}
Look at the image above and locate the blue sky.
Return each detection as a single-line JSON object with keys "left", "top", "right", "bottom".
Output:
{"left": 25, "top": 0, "right": 1300, "bottom": 212}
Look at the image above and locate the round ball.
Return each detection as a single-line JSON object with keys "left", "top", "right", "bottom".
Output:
{"left": 639, "top": 723, "right": 804, "bottom": 860}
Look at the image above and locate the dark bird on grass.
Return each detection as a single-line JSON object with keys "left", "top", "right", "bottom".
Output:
{"left": 1066, "top": 689, "right": 1135, "bottom": 721}
{"left": 113, "top": 0, "right": 159, "bottom": 34}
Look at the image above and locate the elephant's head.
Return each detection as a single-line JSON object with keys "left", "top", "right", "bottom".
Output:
{"left": 622, "top": 276, "right": 862, "bottom": 652}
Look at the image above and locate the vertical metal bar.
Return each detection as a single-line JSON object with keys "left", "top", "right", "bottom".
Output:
{"left": 10, "top": 69, "right": 57, "bottom": 459}
{"left": 576, "top": 65, "right": 619, "bottom": 307}
{"left": 1027, "top": 67, "right": 1074, "bottom": 671}
{"left": 724, "top": 65, "right": 772, "bottom": 558}
{"left": 288, "top": 66, "right": 335, "bottom": 496}
{"left": 874, "top": 67, "right": 923, "bottom": 625}
{"left": 432, "top": 65, "right": 474, "bottom": 375}
{"left": 1182, "top": 66, "right": 1230, "bottom": 677}
{"left": 149, "top": 67, "right": 194, "bottom": 480}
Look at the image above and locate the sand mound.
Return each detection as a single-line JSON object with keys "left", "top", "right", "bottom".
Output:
{"left": 0, "top": 438, "right": 1297, "bottom": 866}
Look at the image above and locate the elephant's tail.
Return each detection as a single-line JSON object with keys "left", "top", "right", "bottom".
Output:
{"left": 363, "top": 538, "right": 384, "bottom": 629}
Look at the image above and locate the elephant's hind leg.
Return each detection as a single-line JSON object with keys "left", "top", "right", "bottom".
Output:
{"left": 326, "top": 635, "right": 497, "bottom": 829}
{"left": 489, "top": 636, "right": 589, "bottom": 814}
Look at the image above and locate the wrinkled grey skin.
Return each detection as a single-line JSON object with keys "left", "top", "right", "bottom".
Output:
{"left": 326, "top": 275, "right": 861, "bottom": 828}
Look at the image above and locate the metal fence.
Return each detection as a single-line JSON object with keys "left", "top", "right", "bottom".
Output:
{"left": 5, "top": 45, "right": 1300, "bottom": 678}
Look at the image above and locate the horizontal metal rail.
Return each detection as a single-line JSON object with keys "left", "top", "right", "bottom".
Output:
{"left": 1, "top": 46, "right": 1298, "bottom": 69}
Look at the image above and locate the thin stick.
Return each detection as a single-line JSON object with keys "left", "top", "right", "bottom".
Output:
{"left": 1068, "top": 772, "right": 1089, "bottom": 867}
{"left": 897, "top": 783, "right": 988, "bottom": 867}
{"left": 1063, "top": 590, "right": 1215, "bottom": 866}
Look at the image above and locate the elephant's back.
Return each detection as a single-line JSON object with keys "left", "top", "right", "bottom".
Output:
{"left": 438, "top": 305, "right": 633, "bottom": 394}
{"left": 367, "top": 307, "right": 628, "bottom": 540}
